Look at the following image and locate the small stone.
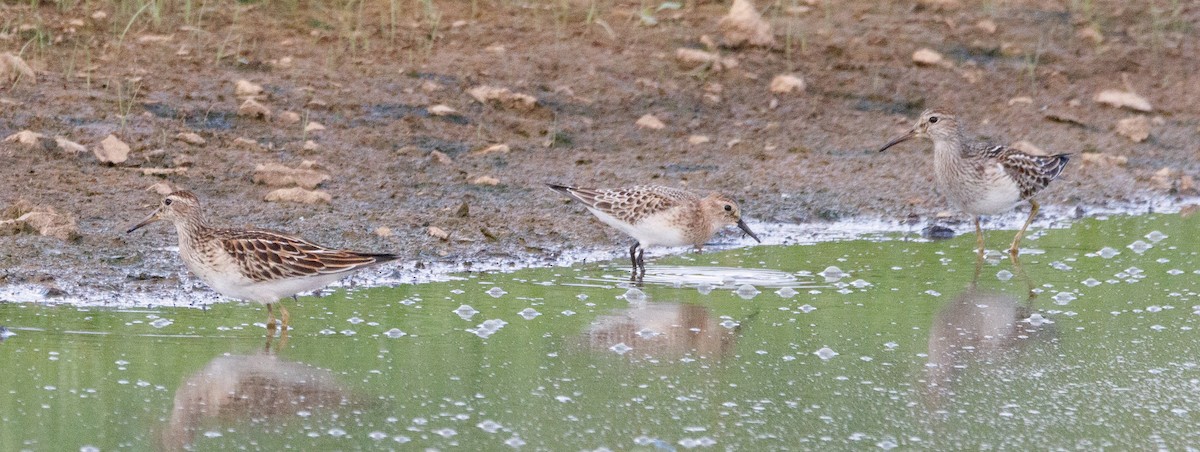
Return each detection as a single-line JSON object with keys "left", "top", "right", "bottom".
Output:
{"left": 374, "top": 226, "right": 393, "bottom": 238}
{"left": 138, "top": 167, "right": 187, "bottom": 176}
{"left": 253, "top": 162, "right": 330, "bottom": 189}
{"left": 636, "top": 114, "right": 666, "bottom": 130}
{"left": 1007, "top": 96, "right": 1033, "bottom": 106}
{"left": 54, "top": 137, "right": 87, "bottom": 154}
{"left": 278, "top": 111, "right": 301, "bottom": 125}
{"left": 91, "top": 10, "right": 108, "bottom": 20}
{"left": 232, "top": 137, "right": 260, "bottom": 150}
{"left": 1150, "top": 167, "right": 1180, "bottom": 192}
{"left": 1094, "top": 89, "right": 1152, "bottom": 112}
{"left": 428, "top": 226, "right": 450, "bottom": 240}
{"left": 136, "top": 34, "right": 173, "bottom": 44}
{"left": 304, "top": 121, "right": 325, "bottom": 132}
{"left": 1116, "top": 116, "right": 1150, "bottom": 143}
{"left": 4, "top": 130, "right": 45, "bottom": 146}
{"left": 0, "top": 201, "right": 81, "bottom": 241}
{"left": 263, "top": 187, "right": 330, "bottom": 204}
{"left": 237, "top": 98, "right": 271, "bottom": 119}
{"left": 472, "top": 144, "right": 510, "bottom": 156}
{"left": 912, "top": 48, "right": 944, "bottom": 66}
{"left": 428, "top": 104, "right": 457, "bottom": 116}
{"left": 674, "top": 48, "right": 738, "bottom": 71}
{"left": 175, "top": 132, "right": 205, "bottom": 146}
{"left": 921, "top": 225, "right": 955, "bottom": 240}
{"left": 430, "top": 150, "right": 454, "bottom": 165}
{"left": 421, "top": 81, "right": 444, "bottom": 92}
{"left": 769, "top": 74, "right": 806, "bottom": 94}
{"left": 94, "top": 134, "right": 130, "bottom": 164}
{"left": 234, "top": 79, "right": 263, "bottom": 98}
{"left": 466, "top": 85, "right": 537, "bottom": 110}
{"left": 1077, "top": 26, "right": 1103, "bottom": 45}
{"left": 471, "top": 175, "right": 500, "bottom": 186}
{"left": 718, "top": 0, "right": 775, "bottom": 48}
{"left": 688, "top": 135, "right": 710, "bottom": 145}
{"left": 0, "top": 52, "right": 36, "bottom": 84}
{"left": 302, "top": 140, "right": 320, "bottom": 151}
{"left": 975, "top": 19, "right": 997, "bottom": 34}
{"left": 147, "top": 182, "right": 175, "bottom": 195}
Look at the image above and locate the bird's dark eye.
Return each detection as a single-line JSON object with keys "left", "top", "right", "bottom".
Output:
{"left": 928, "top": 116, "right": 939, "bottom": 124}
{"left": 163, "top": 198, "right": 173, "bottom": 206}
{"left": 724, "top": 205, "right": 733, "bottom": 212}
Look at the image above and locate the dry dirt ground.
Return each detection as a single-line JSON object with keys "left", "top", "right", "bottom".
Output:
{"left": 1, "top": 0, "right": 1197, "bottom": 301}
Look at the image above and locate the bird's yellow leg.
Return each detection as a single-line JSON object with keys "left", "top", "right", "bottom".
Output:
{"left": 266, "top": 303, "right": 276, "bottom": 331}
{"left": 975, "top": 216, "right": 985, "bottom": 258}
{"left": 279, "top": 304, "right": 290, "bottom": 332}
{"left": 1010, "top": 200, "right": 1039, "bottom": 256}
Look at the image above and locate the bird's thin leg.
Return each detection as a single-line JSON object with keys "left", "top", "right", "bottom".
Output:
{"left": 266, "top": 303, "right": 276, "bottom": 331}
{"left": 1009, "top": 251, "right": 1037, "bottom": 297}
{"left": 636, "top": 247, "right": 646, "bottom": 281}
{"left": 1010, "top": 199, "right": 1039, "bottom": 256}
{"left": 973, "top": 250, "right": 984, "bottom": 282}
{"left": 277, "top": 328, "right": 290, "bottom": 350}
{"left": 629, "top": 242, "right": 640, "bottom": 281}
{"left": 974, "top": 216, "right": 985, "bottom": 258}
{"left": 279, "top": 304, "right": 290, "bottom": 332}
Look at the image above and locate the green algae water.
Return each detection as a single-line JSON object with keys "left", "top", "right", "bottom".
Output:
{"left": 2, "top": 213, "right": 1199, "bottom": 450}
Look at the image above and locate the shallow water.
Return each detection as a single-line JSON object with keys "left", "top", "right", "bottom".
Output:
{"left": 2, "top": 213, "right": 1199, "bottom": 450}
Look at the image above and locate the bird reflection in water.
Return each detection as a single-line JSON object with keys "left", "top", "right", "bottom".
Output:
{"left": 922, "top": 262, "right": 1055, "bottom": 411}
{"left": 159, "top": 332, "right": 351, "bottom": 451}
{"left": 582, "top": 302, "right": 739, "bottom": 361}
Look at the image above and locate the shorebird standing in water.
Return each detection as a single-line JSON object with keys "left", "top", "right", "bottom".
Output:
{"left": 879, "top": 109, "right": 1070, "bottom": 257}
{"left": 127, "top": 191, "right": 397, "bottom": 330}
{"left": 548, "top": 184, "right": 761, "bottom": 280}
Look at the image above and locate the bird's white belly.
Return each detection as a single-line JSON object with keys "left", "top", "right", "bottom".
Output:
{"left": 941, "top": 164, "right": 1023, "bottom": 216}
{"left": 240, "top": 274, "right": 347, "bottom": 304}
{"left": 589, "top": 208, "right": 688, "bottom": 248}
{"left": 193, "top": 264, "right": 347, "bottom": 304}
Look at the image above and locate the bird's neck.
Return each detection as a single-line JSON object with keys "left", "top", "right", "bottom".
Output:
{"left": 932, "top": 132, "right": 971, "bottom": 188}
{"left": 173, "top": 217, "right": 213, "bottom": 245}
{"left": 932, "top": 130, "right": 970, "bottom": 161}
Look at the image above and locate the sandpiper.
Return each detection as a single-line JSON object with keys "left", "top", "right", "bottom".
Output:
{"left": 879, "top": 109, "right": 1070, "bottom": 256}
{"left": 548, "top": 184, "right": 761, "bottom": 280}
{"left": 127, "top": 191, "right": 398, "bottom": 330}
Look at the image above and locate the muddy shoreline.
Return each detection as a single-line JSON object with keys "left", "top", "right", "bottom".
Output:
{"left": 1, "top": 196, "right": 1191, "bottom": 307}
{"left": 2, "top": 1, "right": 1198, "bottom": 304}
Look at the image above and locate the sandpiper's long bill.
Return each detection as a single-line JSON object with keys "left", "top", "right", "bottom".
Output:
{"left": 128, "top": 191, "right": 398, "bottom": 330}
{"left": 879, "top": 109, "right": 1070, "bottom": 257}
{"left": 548, "top": 184, "right": 761, "bottom": 280}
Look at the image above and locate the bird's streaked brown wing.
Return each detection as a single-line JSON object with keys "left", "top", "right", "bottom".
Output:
{"left": 216, "top": 229, "right": 395, "bottom": 282}
{"left": 984, "top": 145, "right": 1071, "bottom": 199}
{"left": 552, "top": 185, "right": 698, "bottom": 224}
